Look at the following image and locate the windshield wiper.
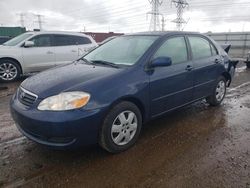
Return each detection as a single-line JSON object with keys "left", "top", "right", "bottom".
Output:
{"left": 91, "top": 60, "right": 119, "bottom": 68}
{"left": 76, "top": 57, "right": 93, "bottom": 64}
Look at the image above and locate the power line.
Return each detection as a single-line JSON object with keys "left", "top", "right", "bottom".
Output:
{"left": 18, "top": 0, "right": 250, "bottom": 33}
{"left": 61, "top": 0, "right": 250, "bottom": 17}
{"left": 46, "top": 1, "right": 250, "bottom": 27}
{"left": 63, "top": 1, "right": 147, "bottom": 16}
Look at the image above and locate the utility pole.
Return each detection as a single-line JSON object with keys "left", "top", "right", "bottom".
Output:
{"left": 17, "top": 13, "right": 25, "bottom": 28}
{"left": 171, "top": 0, "right": 189, "bottom": 31}
{"left": 161, "top": 16, "right": 166, "bottom": 31}
{"left": 35, "top": 14, "right": 44, "bottom": 31}
{"left": 147, "top": 0, "right": 163, "bottom": 31}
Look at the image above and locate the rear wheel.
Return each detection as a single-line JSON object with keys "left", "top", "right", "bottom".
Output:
{"left": 99, "top": 101, "right": 142, "bottom": 153}
{"left": 0, "top": 59, "right": 21, "bottom": 82}
{"left": 206, "top": 76, "right": 226, "bottom": 106}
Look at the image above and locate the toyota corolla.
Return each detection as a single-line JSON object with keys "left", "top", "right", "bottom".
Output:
{"left": 10, "top": 32, "right": 236, "bottom": 153}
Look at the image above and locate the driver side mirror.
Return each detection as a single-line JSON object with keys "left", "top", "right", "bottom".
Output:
{"left": 24, "top": 41, "right": 34, "bottom": 48}
{"left": 151, "top": 56, "right": 172, "bottom": 68}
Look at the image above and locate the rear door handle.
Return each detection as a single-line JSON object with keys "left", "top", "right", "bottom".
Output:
{"left": 185, "top": 65, "right": 193, "bottom": 71}
{"left": 71, "top": 50, "right": 77, "bottom": 53}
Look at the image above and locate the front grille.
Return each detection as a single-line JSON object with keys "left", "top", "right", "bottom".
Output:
{"left": 18, "top": 87, "right": 38, "bottom": 107}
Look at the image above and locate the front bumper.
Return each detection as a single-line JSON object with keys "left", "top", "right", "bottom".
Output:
{"left": 10, "top": 94, "right": 107, "bottom": 149}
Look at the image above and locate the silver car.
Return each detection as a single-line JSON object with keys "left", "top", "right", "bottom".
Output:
{"left": 0, "top": 31, "right": 98, "bottom": 82}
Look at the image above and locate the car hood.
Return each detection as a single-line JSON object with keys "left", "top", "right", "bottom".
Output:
{"left": 0, "top": 45, "right": 17, "bottom": 49}
{"left": 21, "top": 62, "right": 123, "bottom": 98}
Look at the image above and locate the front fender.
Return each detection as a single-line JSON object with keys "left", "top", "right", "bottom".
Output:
{"left": 78, "top": 68, "right": 150, "bottom": 120}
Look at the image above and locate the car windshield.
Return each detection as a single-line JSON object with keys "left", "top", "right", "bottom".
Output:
{"left": 3, "top": 33, "right": 33, "bottom": 46}
{"left": 84, "top": 35, "right": 158, "bottom": 66}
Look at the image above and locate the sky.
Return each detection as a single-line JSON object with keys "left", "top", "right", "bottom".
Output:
{"left": 0, "top": 0, "right": 250, "bottom": 33}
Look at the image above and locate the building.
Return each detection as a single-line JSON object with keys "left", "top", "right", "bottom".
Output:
{"left": 0, "top": 27, "right": 26, "bottom": 37}
{"left": 83, "top": 32, "right": 124, "bottom": 43}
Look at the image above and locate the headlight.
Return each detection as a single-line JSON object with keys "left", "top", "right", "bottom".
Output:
{"left": 38, "top": 91, "right": 90, "bottom": 111}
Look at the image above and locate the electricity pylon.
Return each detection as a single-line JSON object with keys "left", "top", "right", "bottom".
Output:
{"left": 17, "top": 13, "right": 25, "bottom": 28}
{"left": 171, "top": 0, "right": 189, "bottom": 31}
{"left": 34, "top": 14, "right": 44, "bottom": 31}
{"left": 147, "top": 0, "right": 163, "bottom": 31}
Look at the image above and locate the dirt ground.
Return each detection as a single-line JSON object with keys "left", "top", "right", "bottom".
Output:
{"left": 0, "top": 63, "right": 250, "bottom": 188}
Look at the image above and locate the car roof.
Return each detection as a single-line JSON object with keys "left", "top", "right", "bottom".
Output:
{"left": 25, "top": 31, "right": 90, "bottom": 37}
{"left": 126, "top": 31, "right": 200, "bottom": 37}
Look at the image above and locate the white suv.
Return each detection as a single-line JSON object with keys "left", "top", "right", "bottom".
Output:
{"left": 0, "top": 31, "right": 98, "bottom": 82}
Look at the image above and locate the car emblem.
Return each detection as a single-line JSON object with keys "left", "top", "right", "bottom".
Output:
{"left": 20, "top": 91, "right": 25, "bottom": 99}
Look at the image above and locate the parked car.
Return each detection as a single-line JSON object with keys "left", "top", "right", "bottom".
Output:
{"left": 10, "top": 31, "right": 236, "bottom": 153}
{"left": 0, "top": 36, "right": 11, "bottom": 44}
{"left": 0, "top": 31, "right": 98, "bottom": 82}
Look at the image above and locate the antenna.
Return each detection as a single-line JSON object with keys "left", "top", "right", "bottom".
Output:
{"left": 171, "top": 0, "right": 189, "bottom": 31}
{"left": 147, "top": 0, "right": 163, "bottom": 31}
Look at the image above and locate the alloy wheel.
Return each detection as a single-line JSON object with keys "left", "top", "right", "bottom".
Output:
{"left": 215, "top": 80, "right": 226, "bottom": 102}
{"left": 0, "top": 63, "right": 18, "bottom": 81}
{"left": 111, "top": 110, "right": 138, "bottom": 146}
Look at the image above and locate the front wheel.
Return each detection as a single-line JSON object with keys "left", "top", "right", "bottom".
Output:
{"left": 0, "top": 60, "right": 21, "bottom": 82}
{"left": 206, "top": 76, "right": 226, "bottom": 106}
{"left": 99, "top": 101, "right": 142, "bottom": 153}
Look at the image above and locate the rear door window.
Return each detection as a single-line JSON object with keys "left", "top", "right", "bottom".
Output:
{"left": 73, "top": 36, "right": 92, "bottom": 45}
{"left": 188, "top": 36, "right": 213, "bottom": 59}
{"left": 154, "top": 37, "right": 188, "bottom": 64}
{"left": 53, "top": 35, "right": 92, "bottom": 46}
{"left": 53, "top": 35, "right": 70, "bottom": 46}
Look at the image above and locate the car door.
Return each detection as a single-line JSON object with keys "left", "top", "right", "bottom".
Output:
{"left": 149, "top": 36, "right": 194, "bottom": 117}
{"left": 22, "top": 34, "right": 56, "bottom": 72}
{"left": 52, "top": 34, "right": 79, "bottom": 65}
{"left": 188, "top": 35, "right": 221, "bottom": 99}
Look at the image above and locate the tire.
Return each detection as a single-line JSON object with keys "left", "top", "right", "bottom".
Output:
{"left": 206, "top": 76, "right": 226, "bottom": 106}
{"left": 0, "top": 59, "right": 21, "bottom": 82}
{"left": 99, "top": 101, "right": 142, "bottom": 153}
{"left": 246, "top": 62, "right": 250, "bottom": 69}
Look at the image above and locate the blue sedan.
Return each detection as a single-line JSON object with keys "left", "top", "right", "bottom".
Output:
{"left": 10, "top": 31, "right": 236, "bottom": 153}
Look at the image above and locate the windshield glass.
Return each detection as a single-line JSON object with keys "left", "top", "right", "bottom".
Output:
{"left": 3, "top": 33, "right": 33, "bottom": 46}
{"left": 84, "top": 36, "right": 158, "bottom": 66}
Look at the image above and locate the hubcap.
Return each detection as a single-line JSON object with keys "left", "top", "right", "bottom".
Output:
{"left": 216, "top": 80, "right": 226, "bottom": 101}
{"left": 0, "top": 63, "right": 18, "bottom": 81}
{"left": 111, "top": 111, "right": 138, "bottom": 146}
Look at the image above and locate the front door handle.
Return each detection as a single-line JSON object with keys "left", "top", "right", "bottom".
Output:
{"left": 71, "top": 50, "right": 77, "bottom": 53}
{"left": 185, "top": 65, "right": 193, "bottom": 71}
